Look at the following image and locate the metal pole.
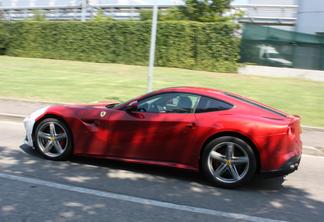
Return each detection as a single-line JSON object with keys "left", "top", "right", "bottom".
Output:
{"left": 147, "top": 4, "right": 158, "bottom": 92}
{"left": 81, "top": 0, "right": 87, "bottom": 21}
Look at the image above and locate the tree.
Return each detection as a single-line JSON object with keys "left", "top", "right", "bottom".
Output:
{"left": 0, "top": 2, "right": 5, "bottom": 21}
{"left": 91, "top": 9, "right": 114, "bottom": 22}
{"left": 0, "top": 10, "right": 4, "bottom": 21}
{"left": 140, "top": 0, "right": 235, "bottom": 22}
{"left": 177, "top": 0, "right": 232, "bottom": 22}
{"left": 139, "top": 9, "right": 166, "bottom": 21}
{"left": 0, "top": 22, "right": 7, "bottom": 54}
{"left": 29, "top": 10, "right": 47, "bottom": 21}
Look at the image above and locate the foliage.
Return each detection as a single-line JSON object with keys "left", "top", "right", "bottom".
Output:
{"left": 0, "top": 9, "right": 4, "bottom": 20}
{"left": 0, "top": 21, "right": 8, "bottom": 54}
{"left": 175, "top": 0, "right": 232, "bottom": 22}
{"left": 140, "top": 0, "right": 236, "bottom": 22}
{"left": 29, "top": 10, "right": 47, "bottom": 21}
{"left": 3, "top": 21, "right": 239, "bottom": 72}
{"left": 91, "top": 9, "right": 114, "bottom": 22}
{"left": 139, "top": 9, "right": 163, "bottom": 21}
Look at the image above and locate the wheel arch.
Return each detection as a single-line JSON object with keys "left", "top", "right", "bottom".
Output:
{"left": 199, "top": 131, "right": 261, "bottom": 173}
{"left": 32, "top": 114, "right": 73, "bottom": 147}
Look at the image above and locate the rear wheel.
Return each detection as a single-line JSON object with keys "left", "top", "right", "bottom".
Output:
{"left": 34, "top": 118, "right": 72, "bottom": 160}
{"left": 201, "top": 136, "right": 256, "bottom": 188}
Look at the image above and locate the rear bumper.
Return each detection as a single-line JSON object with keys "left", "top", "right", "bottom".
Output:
{"left": 260, "top": 155, "right": 301, "bottom": 178}
{"left": 255, "top": 126, "right": 302, "bottom": 172}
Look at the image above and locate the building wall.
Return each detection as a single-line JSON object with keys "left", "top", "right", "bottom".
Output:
{"left": 0, "top": 0, "right": 182, "bottom": 8}
{"left": 247, "top": 0, "right": 297, "bottom": 20}
{"left": 249, "top": 0, "right": 296, "bottom": 4}
{"left": 296, "top": 0, "right": 324, "bottom": 34}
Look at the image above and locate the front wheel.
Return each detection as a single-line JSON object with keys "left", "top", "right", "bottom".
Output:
{"left": 34, "top": 118, "right": 73, "bottom": 161}
{"left": 201, "top": 136, "right": 256, "bottom": 188}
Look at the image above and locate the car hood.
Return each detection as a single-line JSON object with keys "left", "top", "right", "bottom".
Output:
{"left": 36, "top": 100, "right": 119, "bottom": 119}
{"left": 63, "top": 100, "right": 120, "bottom": 109}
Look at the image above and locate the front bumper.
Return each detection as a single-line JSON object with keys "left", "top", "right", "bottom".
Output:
{"left": 24, "top": 116, "right": 35, "bottom": 147}
{"left": 23, "top": 106, "right": 49, "bottom": 147}
{"left": 261, "top": 155, "right": 301, "bottom": 178}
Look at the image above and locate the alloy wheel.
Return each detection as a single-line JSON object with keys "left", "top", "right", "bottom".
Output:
{"left": 207, "top": 142, "right": 250, "bottom": 184}
{"left": 36, "top": 121, "right": 68, "bottom": 158}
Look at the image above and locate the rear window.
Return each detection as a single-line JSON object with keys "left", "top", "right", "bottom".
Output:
{"left": 225, "top": 93, "right": 287, "bottom": 117}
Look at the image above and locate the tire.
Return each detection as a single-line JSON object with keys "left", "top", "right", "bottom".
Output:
{"left": 201, "top": 136, "right": 256, "bottom": 188}
{"left": 34, "top": 118, "right": 73, "bottom": 161}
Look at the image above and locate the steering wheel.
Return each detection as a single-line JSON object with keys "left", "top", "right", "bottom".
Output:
{"left": 138, "top": 103, "right": 148, "bottom": 112}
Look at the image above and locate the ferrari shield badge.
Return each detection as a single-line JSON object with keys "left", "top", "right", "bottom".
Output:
{"left": 100, "top": 111, "right": 106, "bottom": 118}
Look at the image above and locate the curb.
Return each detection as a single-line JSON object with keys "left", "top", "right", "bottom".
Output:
{"left": 302, "top": 125, "right": 324, "bottom": 132}
{"left": 303, "top": 146, "right": 324, "bottom": 157}
{"left": 0, "top": 113, "right": 26, "bottom": 121}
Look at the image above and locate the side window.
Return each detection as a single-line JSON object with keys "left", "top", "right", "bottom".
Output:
{"left": 195, "top": 96, "right": 233, "bottom": 113}
{"left": 138, "top": 93, "right": 200, "bottom": 114}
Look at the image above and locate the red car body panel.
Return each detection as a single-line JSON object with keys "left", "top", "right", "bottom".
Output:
{"left": 34, "top": 87, "right": 302, "bottom": 173}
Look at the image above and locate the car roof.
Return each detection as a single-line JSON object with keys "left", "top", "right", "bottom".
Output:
{"left": 153, "top": 86, "right": 226, "bottom": 97}
{"left": 150, "top": 87, "right": 288, "bottom": 118}
{"left": 117, "top": 86, "right": 228, "bottom": 110}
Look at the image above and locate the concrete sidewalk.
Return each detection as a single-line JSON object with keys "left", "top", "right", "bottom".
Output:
{"left": 0, "top": 98, "right": 323, "bottom": 155}
{"left": 0, "top": 98, "right": 54, "bottom": 117}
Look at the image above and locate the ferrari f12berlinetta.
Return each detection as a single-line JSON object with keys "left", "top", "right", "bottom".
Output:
{"left": 24, "top": 87, "right": 302, "bottom": 188}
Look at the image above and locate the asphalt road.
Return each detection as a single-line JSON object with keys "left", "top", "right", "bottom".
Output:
{"left": 0, "top": 120, "right": 324, "bottom": 222}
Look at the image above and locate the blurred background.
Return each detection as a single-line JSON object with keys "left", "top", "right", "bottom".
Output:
{"left": 1, "top": 0, "right": 324, "bottom": 71}
{"left": 0, "top": 0, "right": 323, "bottom": 127}
{"left": 1, "top": 0, "right": 324, "bottom": 69}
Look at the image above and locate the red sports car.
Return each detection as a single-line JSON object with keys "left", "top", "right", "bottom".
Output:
{"left": 24, "top": 87, "right": 302, "bottom": 188}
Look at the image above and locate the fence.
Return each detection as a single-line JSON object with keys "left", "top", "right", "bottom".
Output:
{"left": 0, "top": 0, "right": 182, "bottom": 21}
{"left": 1, "top": 1, "right": 298, "bottom": 26}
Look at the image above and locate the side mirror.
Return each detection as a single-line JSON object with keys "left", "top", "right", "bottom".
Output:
{"left": 125, "top": 101, "right": 138, "bottom": 112}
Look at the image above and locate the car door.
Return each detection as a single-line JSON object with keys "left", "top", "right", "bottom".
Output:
{"left": 107, "top": 92, "right": 200, "bottom": 164}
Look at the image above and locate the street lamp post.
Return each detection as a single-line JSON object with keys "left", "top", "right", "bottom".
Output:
{"left": 147, "top": 3, "right": 158, "bottom": 92}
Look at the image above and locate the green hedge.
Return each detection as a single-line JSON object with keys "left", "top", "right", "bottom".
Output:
{"left": 3, "top": 21, "right": 239, "bottom": 72}
{"left": 0, "top": 22, "right": 8, "bottom": 54}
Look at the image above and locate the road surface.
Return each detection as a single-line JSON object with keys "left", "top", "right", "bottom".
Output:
{"left": 0, "top": 120, "right": 323, "bottom": 222}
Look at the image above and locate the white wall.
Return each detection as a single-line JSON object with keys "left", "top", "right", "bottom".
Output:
{"left": 249, "top": 0, "right": 296, "bottom": 4}
{"left": 0, "top": 0, "right": 183, "bottom": 7}
{"left": 247, "top": 0, "right": 297, "bottom": 19}
{"left": 239, "top": 65, "right": 324, "bottom": 82}
{"left": 296, "top": 0, "right": 324, "bottom": 34}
